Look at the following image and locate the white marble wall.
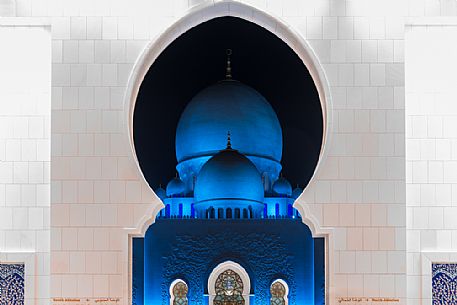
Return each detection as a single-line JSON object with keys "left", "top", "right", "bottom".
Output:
{"left": 5, "top": 0, "right": 457, "bottom": 305}
{"left": 405, "top": 20, "right": 457, "bottom": 305}
{"left": 13, "top": 1, "right": 407, "bottom": 304}
{"left": 0, "top": 22, "right": 51, "bottom": 305}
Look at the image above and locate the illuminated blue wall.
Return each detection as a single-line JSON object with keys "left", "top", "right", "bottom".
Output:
{"left": 314, "top": 238, "right": 325, "bottom": 305}
{"left": 132, "top": 238, "right": 144, "bottom": 305}
{"left": 134, "top": 219, "right": 324, "bottom": 305}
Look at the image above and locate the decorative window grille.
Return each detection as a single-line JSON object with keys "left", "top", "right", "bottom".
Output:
{"left": 171, "top": 280, "right": 188, "bottom": 305}
{"left": 270, "top": 280, "right": 287, "bottom": 305}
{"left": 433, "top": 263, "right": 457, "bottom": 305}
{"left": 0, "top": 263, "right": 25, "bottom": 305}
{"left": 213, "top": 269, "right": 245, "bottom": 305}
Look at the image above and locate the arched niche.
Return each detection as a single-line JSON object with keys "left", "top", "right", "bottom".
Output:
{"left": 270, "top": 279, "right": 289, "bottom": 305}
{"left": 124, "top": 1, "right": 335, "bottom": 304}
{"left": 169, "top": 279, "right": 189, "bottom": 305}
{"left": 208, "top": 261, "right": 251, "bottom": 305}
{"left": 126, "top": 0, "right": 333, "bottom": 234}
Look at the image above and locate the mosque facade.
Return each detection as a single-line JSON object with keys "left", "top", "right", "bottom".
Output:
{"left": 5, "top": 2, "right": 457, "bottom": 305}
{"left": 157, "top": 79, "right": 301, "bottom": 220}
{"left": 132, "top": 72, "right": 325, "bottom": 305}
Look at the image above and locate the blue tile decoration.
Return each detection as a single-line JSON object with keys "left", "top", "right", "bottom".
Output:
{"left": 432, "top": 263, "right": 457, "bottom": 305}
{"left": 0, "top": 263, "right": 25, "bottom": 305}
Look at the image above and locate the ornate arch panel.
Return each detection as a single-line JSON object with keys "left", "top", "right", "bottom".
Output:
{"left": 208, "top": 261, "right": 250, "bottom": 305}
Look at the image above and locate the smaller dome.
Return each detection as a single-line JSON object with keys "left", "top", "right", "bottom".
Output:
{"left": 155, "top": 186, "right": 167, "bottom": 199}
{"left": 194, "top": 148, "right": 264, "bottom": 205}
{"left": 166, "top": 177, "right": 186, "bottom": 197}
{"left": 272, "top": 177, "right": 292, "bottom": 197}
{"left": 292, "top": 186, "right": 303, "bottom": 199}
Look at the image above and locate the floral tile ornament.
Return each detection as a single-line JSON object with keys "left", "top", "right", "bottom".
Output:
{"left": 0, "top": 264, "right": 25, "bottom": 305}
{"left": 432, "top": 263, "right": 457, "bottom": 305}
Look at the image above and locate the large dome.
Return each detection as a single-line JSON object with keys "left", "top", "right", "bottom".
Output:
{"left": 176, "top": 80, "right": 282, "bottom": 164}
{"left": 194, "top": 148, "right": 264, "bottom": 207}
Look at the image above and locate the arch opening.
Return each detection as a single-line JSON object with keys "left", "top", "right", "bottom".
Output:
{"left": 126, "top": 2, "right": 333, "bottom": 305}
{"left": 132, "top": 15, "right": 325, "bottom": 206}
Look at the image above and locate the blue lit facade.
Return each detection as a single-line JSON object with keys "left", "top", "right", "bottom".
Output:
{"left": 133, "top": 79, "right": 325, "bottom": 305}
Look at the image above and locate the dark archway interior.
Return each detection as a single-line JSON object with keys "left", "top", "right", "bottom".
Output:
{"left": 133, "top": 16, "right": 323, "bottom": 190}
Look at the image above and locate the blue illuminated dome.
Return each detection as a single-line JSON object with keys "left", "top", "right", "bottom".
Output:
{"left": 272, "top": 177, "right": 292, "bottom": 197}
{"left": 175, "top": 80, "right": 282, "bottom": 191}
{"left": 292, "top": 186, "right": 303, "bottom": 199}
{"left": 166, "top": 177, "right": 186, "bottom": 197}
{"left": 155, "top": 186, "right": 166, "bottom": 199}
{"left": 194, "top": 145, "right": 264, "bottom": 216}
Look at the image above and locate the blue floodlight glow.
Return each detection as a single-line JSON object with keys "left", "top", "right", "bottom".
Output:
{"left": 133, "top": 62, "right": 325, "bottom": 305}
{"left": 132, "top": 219, "right": 324, "bottom": 305}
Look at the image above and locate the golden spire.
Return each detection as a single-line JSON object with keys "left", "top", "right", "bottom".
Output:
{"left": 226, "top": 131, "right": 232, "bottom": 149}
{"left": 225, "top": 49, "right": 232, "bottom": 79}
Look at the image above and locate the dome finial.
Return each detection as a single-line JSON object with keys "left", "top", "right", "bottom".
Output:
{"left": 226, "top": 131, "right": 232, "bottom": 149}
{"left": 225, "top": 49, "right": 232, "bottom": 79}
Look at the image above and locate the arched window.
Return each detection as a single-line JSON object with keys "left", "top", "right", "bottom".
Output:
{"left": 206, "top": 207, "right": 215, "bottom": 219}
{"left": 179, "top": 203, "right": 183, "bottom": 218}
{"left": 234, "top": 208, "right": 241, "bottom": 219}
{"left": 218, "top": 208, "right": 224, "bottom": 219}
{"left": 275, "top": 203, "right": 280, "bottom": 217}
{"left": 226, "top": 208, "right": 232, "bottom": 219}
{"left": 214, "top": 269, "right": 244, "bottom": 305}
{"left": 270, "top": 279, "right": 288, "bottom": 305}
{"left": 169, "top": 279, "right": 188, "bottom": 305}
{"left": 243, "top": 209, "right": 248, "bottom": 219}
{"left": 208, "top": 261, "right": 250, "bottom": 305}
